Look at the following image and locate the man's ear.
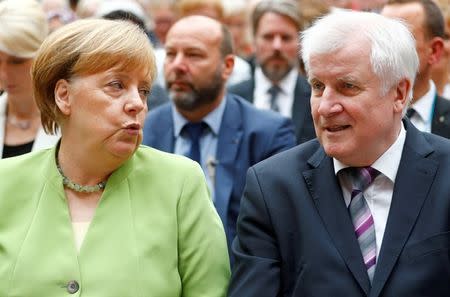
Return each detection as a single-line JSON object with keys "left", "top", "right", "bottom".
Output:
{"left": 428, "top": 37, "right": 444, "bottom": 65}
{"left": 393, "top": 78, "right": 411, "bottom": 113}
{"left": 222, "top": 54, "right": 235, "bottom": 80}
{"left": 54, "top": 79, "right": 71, "bottom": 116}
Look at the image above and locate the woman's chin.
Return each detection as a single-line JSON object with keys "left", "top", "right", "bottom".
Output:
{"left": 108, "top": 141, "right": 140, "bottom": 160}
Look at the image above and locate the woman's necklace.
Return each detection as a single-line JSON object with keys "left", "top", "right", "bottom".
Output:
{"left": 56, "top": 161, "right": 107, "bottom": 193}
{"left": 7, "top": 116, "right": 33, "bottom": 130}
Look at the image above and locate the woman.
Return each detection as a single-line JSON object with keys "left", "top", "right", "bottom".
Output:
{"left": 0, "top": 0, "right": 59, "bottom": 158}
{"left": 0, "top": 18, "right": 230, "bottom": 296}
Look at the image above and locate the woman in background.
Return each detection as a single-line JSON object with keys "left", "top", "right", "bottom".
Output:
{"left": 0, "top": 0, "right": 59, "bottom": 158}
{"left": 0, "top": 18, "right": 229, "bottom": 296}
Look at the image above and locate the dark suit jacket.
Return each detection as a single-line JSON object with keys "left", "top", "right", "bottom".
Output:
{"left": 142, "top": 94, "right": 296, "bottom": 250}
{"left": 432, "top": 94, "right": 450, "bottom": 138}
{"left": 229, "top": 120, "right": 450, "bottom": 297}
{"left": 228, "top": 74, "right": 316, "bottom": 144}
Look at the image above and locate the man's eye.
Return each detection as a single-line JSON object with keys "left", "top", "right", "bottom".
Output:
{"left": 312, "top": 82, "right": 324, "bottom": 90}
{"left": 343, "top": 82, "right": 356, "bottom": 89}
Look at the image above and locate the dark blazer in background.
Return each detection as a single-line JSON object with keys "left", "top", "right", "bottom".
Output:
{"left": 228, "top": 119, "right": 450, "bottom": 297}
{"left": 142, "top": 94, "right": 296, "bottom": 250}
{"left": 431, "top": 95, "right": 450, "bottom": 138}
{"left": 228, "top": 74, "right": 316, "bottom": 144}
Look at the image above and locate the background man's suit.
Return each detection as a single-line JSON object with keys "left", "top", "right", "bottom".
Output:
{"left": 143, "top": 94, "right": 296, "bottom": 249}
{"left": 228, "top": 75, "right": 316, "bottom": 144}
{"left": 432, "top": 95, "right": 450, "bottom": 138}
{"left": 228, "top": 120, "right": 450, "bottom": 297}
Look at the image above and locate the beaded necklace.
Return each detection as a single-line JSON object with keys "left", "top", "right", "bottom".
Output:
{"left": 56, "top": 160, "right": 106, "bottom": 193}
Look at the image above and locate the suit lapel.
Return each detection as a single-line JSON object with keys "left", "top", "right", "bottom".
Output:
{"left": 369, "top": 121, "right": 438, "bottom": 297}
{"left": 432, "top": 95, "right": 450, "bottom": 138}
{"left": 215, "top": 95, "right": 243, "bottom": 228}
{"left": 303, "top": 148, "right": 372, "bottom": 296}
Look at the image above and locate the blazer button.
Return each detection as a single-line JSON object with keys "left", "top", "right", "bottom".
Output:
{"left": 66, "top": 280, "right": 79, "bottom": 294}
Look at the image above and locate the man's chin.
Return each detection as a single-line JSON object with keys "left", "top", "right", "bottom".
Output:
{"left": 171, "top": 94, "right": 198, "bottom": 112}
{"left": 262, "top": 65, "right": 291, "bottom": 82}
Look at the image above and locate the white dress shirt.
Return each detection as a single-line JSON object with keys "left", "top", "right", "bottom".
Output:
{"left": 408, "top": 80, "right": 437, "bottom": 133}
{"left": 334, "top": 123, "right": 407, "bottom": 257}
{"left": 253, "top": 67, "right": 297, "bottom": 118}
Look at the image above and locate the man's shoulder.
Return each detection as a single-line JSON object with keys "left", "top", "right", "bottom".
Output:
{"left": 227, "top": 94, "right": 291, "bottom": 127}
{"left": 435, "top": 95, "right": 450, "bottom": 114}
{"left": 145, "top": 102, "right": 171, "bottom": 124}
{"left": 227, "top": 78, "right": 254, "bottom": 98}
{"left": 294, "top": 74, "right": 312, "bottom": 98}
{"left": 252, "top": 138, "right": 321, "bottom": 171}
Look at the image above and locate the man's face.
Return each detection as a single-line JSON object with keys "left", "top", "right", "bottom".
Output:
{"left": 309, "top": 41, "right": 406, "bottom": 166}
{"left": 381, "top": 3, "right": 432, "bottom": 96}
{"left": 164, "top": 20, "right": 226, "bottom": 112}
{"left": 254, "top": 12, "right": 299, "bottom": 83}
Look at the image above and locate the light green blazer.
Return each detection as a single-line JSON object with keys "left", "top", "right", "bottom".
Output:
{"left": 0, "top": 145, "right": 230, "bottom": 296}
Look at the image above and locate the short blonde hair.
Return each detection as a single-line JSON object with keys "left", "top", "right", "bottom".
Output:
{"left": 32, "top": 19, "right": 157, "bottom": 135}
{"left": 0, "top": 0, "right": 48, "bottom": 58}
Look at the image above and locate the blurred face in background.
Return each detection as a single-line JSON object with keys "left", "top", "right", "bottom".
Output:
{"left": 254, "top": 12, "right": 299, "bottom": 83}
{"left": 0, "top": 52, "right": 33, "bottom": 97}
{"left": 164, "top": 17, "right": 231, "bottom": 113}
{"left": 431, "top": 20, "right": 450, "bottom": 92}
{"left": 152, "top": 5, "right": 176, "bottom": 45}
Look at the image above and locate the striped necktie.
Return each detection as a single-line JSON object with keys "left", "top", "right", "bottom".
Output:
{"left": 347, "top": 166, "right": 380, "bottom": 283}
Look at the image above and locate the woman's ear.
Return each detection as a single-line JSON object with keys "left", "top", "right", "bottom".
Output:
{"left": 54, "top": 79, "right": 71, "bottom": 116}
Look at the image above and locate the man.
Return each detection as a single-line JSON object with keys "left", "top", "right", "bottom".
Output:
{"left": 142, "top": 16, "right": 296, "bottom": 252}
{"left": 153, "top": 0, "right": 252, "bottom": 89}
{"left": 382, "top": 0, "right": 450, "bottom": 137}
{"left": 229, "top": 10, "right": 450, "bottom": 297}
{"left": 228, "top": 0, "right": 315, "bottom": 144}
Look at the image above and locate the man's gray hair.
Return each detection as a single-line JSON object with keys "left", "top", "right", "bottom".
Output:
{"left": 301, "top": 9, "right": 419, "bottom": 103}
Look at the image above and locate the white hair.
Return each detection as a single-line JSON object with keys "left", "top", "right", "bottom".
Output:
{"left": 0, "top": 0, "right": 48, "bottom": 58}
{"left": 301, "top": 9, "right": 419, "bottom": 102}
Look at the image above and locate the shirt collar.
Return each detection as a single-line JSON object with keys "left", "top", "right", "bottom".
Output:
{"left": 334, "top": 122, "right": 406, "bottom": 183}
{"left": 172, "top": 95, "right": 227, "bottom": 137}
{"left": 410, "top": 80, "right": 436, "bottom": 123}
{"left": 254, "top": 66, "right": 298, "bottom": 94}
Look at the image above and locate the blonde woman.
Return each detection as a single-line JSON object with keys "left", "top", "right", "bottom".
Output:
{"left": 0, "top": 0, "right": 59, "bottom": 158}
{"left": 0, "top": 18, "right": 229, "bottom": 296}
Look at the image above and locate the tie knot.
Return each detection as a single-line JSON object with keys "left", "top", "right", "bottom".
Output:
{"left": 347, "top": 166, "right": 380, "bottom": 192}
{"left": 183, "top": 122, "right": 206, "bottom": 141}
{"left": 406, "top": 107, "right": 416, "bottom": 118}
{"left": 268, "top": 85, "right": 281, "bottom": 97}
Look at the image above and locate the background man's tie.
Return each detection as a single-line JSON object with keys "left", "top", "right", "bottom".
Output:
{"left": 268, "top": 85, "right": 281, "bottom": 112}
{"left": 183, "top": 122, "right": 205, "bottom": 164}
{"left": 347, "top": 166, "right": 380, "bottom": 283}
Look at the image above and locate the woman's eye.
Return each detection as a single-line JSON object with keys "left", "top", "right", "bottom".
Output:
{"left": 139, "top": 88, "right": 150, "bottom": 97}
{"left": 109, "top": 81, "right": 124, "bottom": 89}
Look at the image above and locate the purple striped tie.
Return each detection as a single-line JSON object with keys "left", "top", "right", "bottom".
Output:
{"left": 347, "top": 167, "right": 380, "bottom": 283}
